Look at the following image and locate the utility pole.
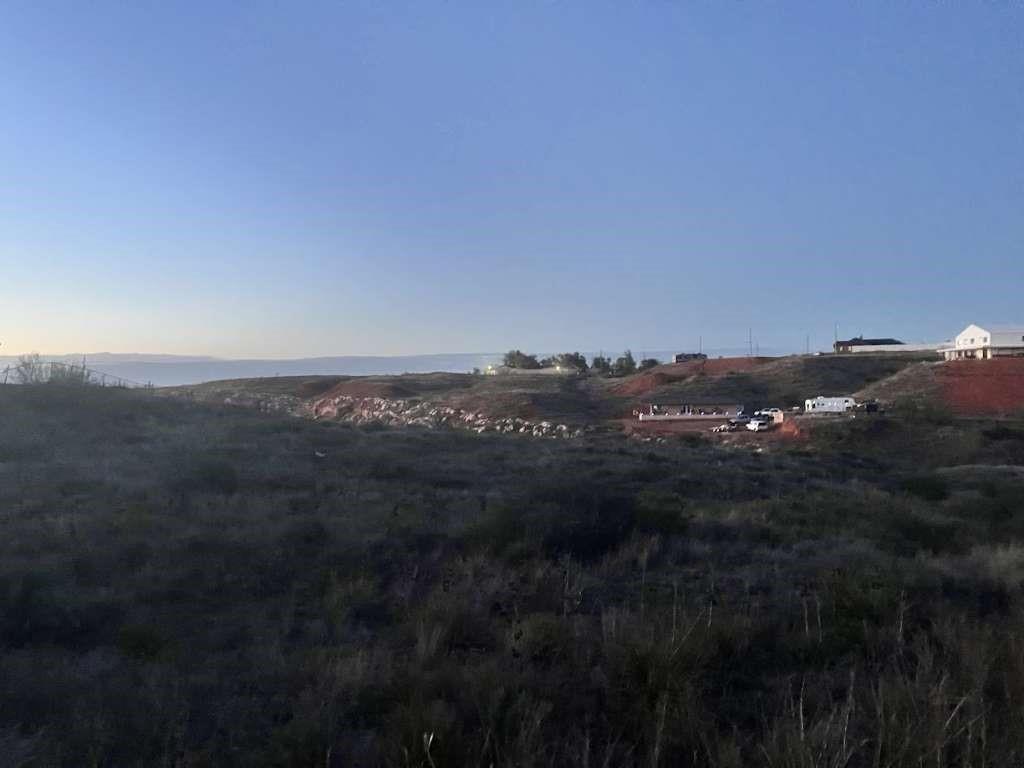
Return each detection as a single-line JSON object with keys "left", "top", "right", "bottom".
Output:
{"left": 748, "top": 328, "right": 753, "bottom": 358}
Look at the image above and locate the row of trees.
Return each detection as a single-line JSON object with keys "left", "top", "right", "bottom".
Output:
{"left": 501, "top": 350, "right": 660, "bottom": 376}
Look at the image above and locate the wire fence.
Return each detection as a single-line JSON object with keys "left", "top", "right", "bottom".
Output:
{"left": 0, "top": 361, "right": 152, "bottom": 389}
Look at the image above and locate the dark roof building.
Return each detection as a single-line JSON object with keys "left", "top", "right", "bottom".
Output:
{"left": 833, "top": 336, "right": 903, "bottom": 353}
{"left": 673, "top": 352, "right": 707, "bottom": 363}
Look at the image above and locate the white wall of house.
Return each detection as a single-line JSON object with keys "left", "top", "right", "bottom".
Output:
{"left": 943, "top": 324, "right": 1024, "bottom": 361}
{"left": 847, "top": 343, "right": 941, "bottom": 354}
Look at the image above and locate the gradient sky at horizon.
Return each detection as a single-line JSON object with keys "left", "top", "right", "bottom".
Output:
{"left": 2, "top": 2, "right": 1022, "bottom": 358}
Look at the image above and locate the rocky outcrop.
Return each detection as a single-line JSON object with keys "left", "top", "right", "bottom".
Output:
{"left": 309, "top": 394, "right": 585, "bottom": 439}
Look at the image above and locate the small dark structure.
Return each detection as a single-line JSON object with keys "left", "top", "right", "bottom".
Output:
{"left": 833, "top": 337, "right": 903, "bottom": 353}
{"left": 673, "top": 352, "right": 708, "bottom": 363}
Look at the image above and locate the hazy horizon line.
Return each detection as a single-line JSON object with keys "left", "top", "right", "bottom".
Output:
{"left": 1, "top": 346, "right": 811, "bottom": 363}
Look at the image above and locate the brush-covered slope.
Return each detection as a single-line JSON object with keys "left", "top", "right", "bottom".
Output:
{"left": 5, "top": 383, "right": 1024, "bottom": 763}
{"left": 614, "top": 353, "right": 936, "bottom": 408}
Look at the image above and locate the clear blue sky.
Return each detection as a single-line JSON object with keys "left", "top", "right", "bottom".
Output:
{"left": 2, "top": 1, "right": 1021, "bottom": 357}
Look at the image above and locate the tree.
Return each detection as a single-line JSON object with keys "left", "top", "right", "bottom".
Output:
{"left": 612, "top": 350, "right": 637, "bottom": 377}
{"left": 565, "top": 352, "right": 589, "bottom": 372}
{"left": 591, "top": 355, "right": 612, "bottom": 375}
{"left": 503, "top": 350, "right": 541, "bottom": 370}
{"left": 544, "top": 354, "right": 585, "bottom": 372}
{"left": 14, "top": 353, "right": 45, "bottom": 384}
{"left": 638, "top": 358, "right": 660, "bottom": 371}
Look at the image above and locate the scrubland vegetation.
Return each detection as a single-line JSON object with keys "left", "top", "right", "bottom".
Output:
{"left": 3, "top": 383, "right": 1024, "bottom": 765}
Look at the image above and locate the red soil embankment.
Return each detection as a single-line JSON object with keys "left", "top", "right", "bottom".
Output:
{"left": 777, "top": 420, "right": 807, "bottom": 440}
{"left": 612, "top": 357, "right": 775, "bottom": 397}
{"left": 940, "top": 359, "right": 1024, "bottom": 416}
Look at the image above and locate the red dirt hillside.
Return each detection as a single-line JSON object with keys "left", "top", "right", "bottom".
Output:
{"left": 612, "top": 357, "right": 775, "bottom": 397}
{"left": 940, "top": 359, "right": 1024, "bottom": 416}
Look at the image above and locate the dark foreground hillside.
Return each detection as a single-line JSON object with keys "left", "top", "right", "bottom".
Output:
{"left": 3, "top": 386, "right": 1024, "bottom": 766}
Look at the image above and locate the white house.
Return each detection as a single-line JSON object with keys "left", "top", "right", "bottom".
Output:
{"left": 805, "top": 396, "right": 856, "bottom": 413}
{"left": 941, "top": 324, "right": 1024, "bottom": 361}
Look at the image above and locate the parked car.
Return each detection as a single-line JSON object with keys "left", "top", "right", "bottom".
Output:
{"left": 747, "top": 419, "right": 772, "bottom": 432}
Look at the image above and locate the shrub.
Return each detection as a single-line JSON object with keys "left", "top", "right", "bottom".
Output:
{"left": 612, "top": 350, "right": 637, "bottom": 377}
{"left": 634, "top": 490, "right": 689, "bottom": 534}
{"left": 503, "top": 350, "right": 542, "bottom": 369}
{"left": 117, "top": 624, "right": 167, "bottom": 661}
{"left": 13, "top": 353, "right": 45, "bottom": 384}
{"left": 539, "top": 493, "right": 636, "bottom": 561}
{"left": 168, "top": 457, "right": 240, "bottom": 496}
{"left": 901, "top": 473, "right": 950, "bottom": 501}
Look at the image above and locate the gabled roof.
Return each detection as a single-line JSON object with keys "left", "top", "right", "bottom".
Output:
{"left": 958, "top": 323, "right": 1024, "bottom": 337}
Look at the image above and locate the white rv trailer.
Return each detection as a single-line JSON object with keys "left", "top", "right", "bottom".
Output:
{"left": 804, "top": 396, "right": 856, "bottom": 414}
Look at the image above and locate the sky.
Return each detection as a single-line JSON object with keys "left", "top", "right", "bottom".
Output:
{"left": 1, "top": 1, "right": 1021, "bottom": 358}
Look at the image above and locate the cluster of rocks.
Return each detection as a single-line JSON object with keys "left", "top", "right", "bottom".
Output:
{"left": 629, "top": 434, "right": 667, "bottom": 444}
{"left": 309, "top": 394, "right": 584, "bottom": 439}
{"left": 219, "top": 393, "right": 306, "bottom": 416}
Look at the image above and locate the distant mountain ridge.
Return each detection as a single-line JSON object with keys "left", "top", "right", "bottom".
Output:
{"left": 0, "top": 353, "right": 221, "bottom": 364}
{"left": 0, "top": 353, "right": 506, "bottom": 386}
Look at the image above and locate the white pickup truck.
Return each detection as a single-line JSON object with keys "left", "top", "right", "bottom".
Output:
{"left": 746, "top": 418, "right": 773, "bottom": 432}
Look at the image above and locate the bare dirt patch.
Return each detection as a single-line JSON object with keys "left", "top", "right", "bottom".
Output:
{"left": 612, "top": 357, "right": 774, "bottom": 397}
{"left": 940, "top": 359, "right": 1024, "bottom": 416}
